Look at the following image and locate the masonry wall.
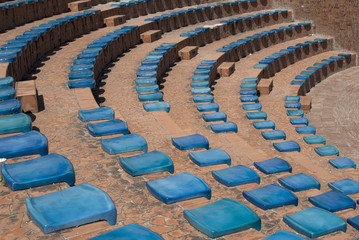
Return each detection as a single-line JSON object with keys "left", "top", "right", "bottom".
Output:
{"left": 273, "top": 0, "right": 359, "bottom": 53}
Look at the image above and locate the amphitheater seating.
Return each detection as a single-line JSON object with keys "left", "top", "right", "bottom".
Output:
{"left": 172, "top": 134, "right": 209, "bottom": 150}
{"left": 101, "top": 133, "right": 148, "bottom": 154}
{"left": 329, "top": 157, "right": 356, "bottom": 169}
{"left": 309, "top": 191, "right": 356, "bottom": 212}
{"left": 0, "top": 113, "right": 31, "bottom": 134}
{"left": 261, "top": 130, "right": 286, "bottom": 140}
{"left": 212, "top": 164, "right": 260, "bottom": 187}
{"left": 254, "top": 157, "right": 292, "bottom": 174}
{"left": 328, "top": 179, "right": 359, "bottom": 195}
{"left": 347, "top": 216, "right": 359, "bottom": 231}
{"left": 87, "top": 119, "right": 128, "bottom": 137}
{"left": 78, "top": 106, "right": 115, "bottom": 122}
{"left": 189, "top": 148, "right": 231, "bottom": 166}
{"left": 273, "top": 140, "right": 300, "bottom": 152}
{"left": 210, "top": 121, "right": 238, "bottom": 133}
{"left": 278, "top": 173, "right": 320, "bottom": 192}
{"left": 314, "top": 145, "right": 339, "bottom": 156}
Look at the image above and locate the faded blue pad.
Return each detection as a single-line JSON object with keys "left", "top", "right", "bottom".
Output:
{"left": 279, "top": 173, "right": 320, "bottom": 192}
{"left": 243, "top": 184, "right": 298, "bottom": 210}
{"left": 184, "top": 198, "right": 261, "bottom": 238}
{"left": 89, "top": 223, "right": 164, "bottom": 240}
{"left": 0, "top": 131, "right": 48, "bottom": 158}
{"left": 143, "top": 102, "right": 170, "bottom": 112}
{"left": 26, "top": 184, "right": 116, "bottom": 234}
{"left": 253, "top": 120, "right": 275, "bottom": 129}
{"left": 328, "top": 179, "right": 359, "bottom": 195}
{"left": 87, "top": 119, "right": 128, "bottom": 137}
{"left": 291, "top": 80, "right": 304, "bottom": 86}
{"left": 285, "top": 102, "right": 301, "bottom": 109}
{"left": 290, "top": 117, "right": 308, "bottom": 125}
{"left": 192, "top": 75, "right": 209, "bottom": 81}
{"left": 197, "top": 103, "right": 219, "bottom": 112}
{"left": 240, "top": 96, "right": 258, "bottom": 102}
{"left": 78, "top": 107, "right": 114, "bottom": 122}
{"left": 172, "top": 134, "right": 209, "bottom": 150}
{"left": 203, "top": 112, "right": 227, "bottom": 122}
{"left": 273, "top": 141, "right": 300, "bottom": 152}
{"left": 138, "top": 92, "right": 163, "bottom": 102}
{"left": 101, "top": 133, "right": 147, "bottom": 154}
{"left": 191, "top": 87, "right": 211, "bottom": 95}
{"left": 296, "top": 126, "right": 316, "bottom": 134}
{"left": 189, "top": 148, "right": 231, "bottom": 167}
{"left": 240, "top": 89, "right": 257, "bottom": 95}
{"left": 0, "top": 86, "right": 15, "bottom": 100}
{"left": 68, "top": 79, "right": 95, "bottom": 89}
{"left": 120, "top": 150, "right": 174, "bottom": 176}
{"left": 146, "top": 172, "right": 211, "bottom": 204}
{"left": 1, "top": 153, "right": 75, "bottom": 191}
{"left": 193, "top": 95, "right": 214, "bottom": 103}
{"left": 247, "top": 111, "right": 267, "bottom": 120}
{"left": 262, "top": 130, "right": 286, "bottom": 140}
{"left": 0, "top": 76, "right": 14, "bottom": 87}
{"left": 287, "top": 109, "right": 304, "bottom": 117}
{"left": 139, "top": 65, "right": 157, "bottom": 71}
{"left": 254, "top": 64, "right": 268, "bottom": 69}
{"left": 243, "top": 77, "right": 258, "bottom": 83}
{"left": 303, "top": 135, "right": 326, "bottom": 144}
{"left": 211, "top": 122, "right": 238, "bottom": 133}
{"left": 191, "top": 81, "right": 209, "bottom": 88}
{"left": 135, "top": 77, "right": 157, "bottom": 85}
{"left": 338, "top": 53, "right": 352, "bottom": 58}
{"left": 0, "top": 99, "right": 21, "bottom": 115}
{"left": 242, "top": 103, "right": 261, "bottom": 111}
{"left": 196, "top": 64, "right": 213, "bottom": 70}
{"left": 136, "top": 71, "right": 156, "bottom": 78}
{"left": 212, "top": 165, "right": 260, "bottom": 187}
{"left": 347, "top": 216, "right": 359, "bottom": 231}
{"left": 136, "top": 84, "right": 159, "bottom": 93}
{"left": 314, "top": 145, "right": 339, "bottom": 156}
{"left": 309, "top": 191, "right": 356, "bottom": 212}
{"left": 240, "top": 83, "right": 257, "bottom": 89}
{"left": 284, "top": 207, "right": 347, "bottom": 238}
{"left": 68, "top": 71, "right": 93, "bottom": 80}
{"left": 254, "top": 157, "right": 292, "bottom": 174}
{"left": 263, "top": 230, "right": 306, "bottom": 240}
{"left": 194, "top": 70, "right": 211, "bottom": 75}
{"left": 70, "top": 64, "right": 93, "bottom": 72}
{"left": 0, "top": 113, "right": 31, "bottom": 134}
{"left": 329, "top": 157, "right": 356, "bottom": 169}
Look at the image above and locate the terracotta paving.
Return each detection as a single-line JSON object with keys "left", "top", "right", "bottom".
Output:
{"left": 0, "top": 1, "right": 359, "bottom": 240}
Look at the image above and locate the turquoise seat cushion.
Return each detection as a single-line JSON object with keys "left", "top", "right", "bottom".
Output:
{"left": 287, "top": 109, "right": 304, "bottom": 117}
{"left": 68, "top": 70, "right": 94, "bottom": 80}
{"left": 0, "top": 131, "right": 48, "bottom": 158}
{"left": 303, "top": 135, "right": 326, "bottom": 144}
{"left": 191, "top": 81, "right": 209, "bottom": 88}
{"left": 101, "top": 133, "right": 148, "bottom": 154}
{"left": 193, "top": 94, "right": 214, "bottom": 103}
{"left": 0, "top": 113, "right": 32, "bottom": 134}
{"left": 212, "top": 165, "right": 260, "bottom": 187}
{"left": 136, "top": 71, "right": 157, "bottom": 78}
{"left": 243, "top": 184, "right": 298, "bottom": 210}
{"left": 70, "top": 64, "right": 93, "bottom": 72}
{"left": 246, "top": 111, "right": 267, "bottom": 120}
{"left": 296, "top": 126, "right": 316, "bottom": 134}
{"left": 283, "top": 207, "right": 347, "bottom": 239}
{"left": 273, "top": 141, "right": 300, "bottom": 152}
{"left": 192, "top": 75, "right": 209, "bottom": 81}
{"left": 253, "top": 120, "right": 275, "bottom": 129}
{"left": 146, "top": 172, "right": 211, "bottom": 204}
{"left": 0, "top": 76, "right": 14, "bottom": 87}
{"left": 203, "top": 112, "right": 227, "bottom": 122}
{"left": 138, "top": 92, "right": 163, "bottom": 102}
{"left": 189, "top": 148, "right": 231, "bottom": 167}
{"left": 143, "top": 102, "right": 170, "bottom": 112}
{"left": 328, "top": 179, "right": 359, "bottom": 195}
{"left": 68, "top": 78, "right": 95, "bottom": 89}
{"left": 183, "top": 198, "right": 261, "bottom": 238}
{"left": 314, "top": 145, "right": 339, "bottom": 156}
{"left": 285, "top": 102, "right": 301, "bottom": 109}
{"left": 254, "top": 157, "right": 292, "bottom": 174}
{"left": 87, "top": 119, "right": 128, "bottom": 137}
{"left": 290, "top": 117, "right": 308, "bottom": 125}
{"left": 191, "top": 87, "right": 211, "bottom": 95}
{"left": 135, "top": 77, "right": 156, "bottom": 85}
{"left": 240, "top": 89, "right": 257, "bottom": 95}
{"left": 242, "top": 103, "right": 261, "bottom": 111}
{"left": 78, "top": 107, "right": 114, "bottom": 122}
{"left": 309, "top": 191, "right": 356, "bottom": 212}
{"left": 347, "top": 216, "right": 359, "bottom": 231}
{"left": 0, "top": 99, "right": 21, "bottom": 115}
{"left": 240, "top": 96, "right": 258, "bottom": 102}
{"left": 240, "top": 83, "right": 257, "bottom": 89}
{"left": 172, "top": 134, "right": 209, "bottom": 150}
{"left": 243, "top": 77, "right": 258, "bottom": 83}
{"left": 89, "top": 223, "right": 164, "bottom": 240}
{"left": 120, "top": 150, "right": 174, "bottom": 176}
{"left": 329, "top": 157, "right": 356, "bottom": 169}
{"left": 262, "top": 130, "right": 286, "bottom": 140}
{"left": 279, "top": 173, "right": 320, "bottom": 192}
{"left": 284, "top": 96, "right": 300, "bottom": 102}
{"left": 211, "top": 122, "right": 238, "bottom": 133}
{"left": 197, "top": 103, "right": 219, "bottom": 112}
{"left": 1, "top": 153, "right": 75, "bottom": 191}
{"left": 263, "top": 230, "right": 306, "bottom": 240}
{"left": 26, "top": 184, "right": 116, "bottom": 234}
{"left": 0, "top": 86, "right": 15, "bottom": 100}
{"left": 136, "top": 84, "right": 159, "bottom": 93}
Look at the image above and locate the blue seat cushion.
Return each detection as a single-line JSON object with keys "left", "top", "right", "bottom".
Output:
{"left": 242, "top": 103, "right": 261, "bottom": 111}
{"left": 314, "top": 145, "right": 339, "bottom": 156}
{"left": 328, "top": 179, "right": 359, "bottom": 195}
{"left": 26, "top": 184, "right": 116, "bottom": 234}
{"left": 183, "top": 198, "right": 261, "bottom": 238}
{"left": 283, "top": 207, "right": 347, "bottom": 239}
{"left": 0, "top": 99, "right": 21, "bottom": 115}
{"left": 240, "top": 89, "right": 257, "bottom": 95}
{"left": 1, "top": 153, "right": 75, "bottom": 191}
{"left": 136, "top": 84, "right": 159, "bottom": 93}
{"left": 254, "top": 157, "right": 292, "bottom": 174}
{"left": 212, "top": 165, "right": 260, "bottom": 187}
{"left": 191, "top": 87, "right": 211, "bottom": 95}
{"left": 211, "top": 122, "right": 238, "bottom": 133}
{"left": 203, "top": 112, "right": 227, "bottom": 122}
{"left": 172, "top": 134, "right": 209, "bottom": 150}
{"left": 101, "top": 133, "right": 148, "bottom": 154}
{"left": 285, "top": 102, "right": 301, "bottom": 109}
{"left": 143, "top": 102, "right": 170, "bottom": 113}
{"left": 246, "top": 111, "right": 267, "bottom": 120}
{"left": 87, "top": 119, "right": 128, "bottom": 137}
{"left": 189, "top": 148, "right": 231, "bottom": 167}
{"left": 0, "top": 86, "right": 15, "bottom": 100}
{"left": 253, "top": 120, "right": 275, "bottom": 129}
{"left": 279, "top": 173, "right": 320, "bottom": 192}
{"left": 191, "top": 81, "right": 209, "bottom": 88}
{"left": 0, "top": 131, "right": 48, "bottom": 158}
{"left": 329, "top": 157, "right": 356, "bottom": 169}
{"left": 242, "top": 77, "right": 258, "bottom": 83}
{"left": 0, "top": 76, "right": 14, "bottom": 87}
{"left": 296, "top": 126, "right": 316, "bottom": 134}
{"left": 120, "top": 150, "right": 174, "bottom": 176}
{"left": 192, "top": 75, "right": 209, "bottom": 81}
{"left": 68, "top": 78, "right": 95, "bottom": 89}
{"left": 0, "top": 113, "right": 32, "bottom": 134}
{"left": 309, "top": 191, "right": 356, "bottom": 212}
{"left": 135, "top": 77, "right": 157, "bottom": 85}
{"left": 240, "top": 83, "right": 257, "bottom": 89}
{"left": 240, "top": 96, "right": 258, "bottom": 103}
{"left": 287, "top": 109, "right": 304, "bottom": 117}
{"left": 68, "top": 70, "right": 94, "bottom": 80}
{"left": 197, "top": 103, "right": 219, "bottom": 112}
{"left": 146, "top": 172, "right": 211, "bottom": 204}
{"left": 78, "top": 107, "right": 114, "bottom": 122}
{"left": 290, "top": 117, "right": 309, "bottom": 125}
{"left": 136, "top": 71, "right": 157, "bottom": 78}
{"left": 193, "top": 95, "right": 214, "bottom": 103}
{"left": 262, "top": 130, "right": 286, "bottom": 140}
{"left": 347, "top": 216, "right": 359, "bottom": 231}
{"left": 303, "top": 135, "right": 326, "bottom": 144}
{"left": 243, "top": 184, "right": 298, "bottom": 210}
{"left": 138, "top": 92, "right": 163, "bottom": 102}
{"left": 273, "top": 141, "right": 300, "bottom": 152}
{"left": 263, "top": 230, "right": 306, "bottom": 240}
{"left": 89, "top": 223, "right": 164, "bottom": 240}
